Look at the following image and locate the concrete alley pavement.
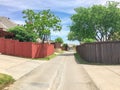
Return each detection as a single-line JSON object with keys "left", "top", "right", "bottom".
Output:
{"left": 0, "top": 54, "right": 45, "bottom": 80}
{"left": 2, "top": 52, "right": 120, "bottom": 90}
{"left": 8, "top": 52, "right": 98, "bottom": 90}
{"left": 83, "top": 65, "right": 120, "bottom": 90}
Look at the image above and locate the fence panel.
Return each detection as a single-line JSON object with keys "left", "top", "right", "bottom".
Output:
{"left": 76, "top": 41, "right": 120, "bottom": 64}
{"left": 0, "top": 38, "right": 54, "bottom": 58}
{"left": 5, "top": 39, "right": 15, "bottom": 55}
{"left": 14, "top": 41, "right": 23, "bottom": 57}
{"left": 0, "top": 38, "right": 5, "bottom": 54}
{"left": 22, "top": 42, "right": 32, "bottom": 58}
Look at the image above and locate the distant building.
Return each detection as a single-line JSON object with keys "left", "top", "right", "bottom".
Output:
{"left": 0, "top": 16, "right": 17, "bottom": 31}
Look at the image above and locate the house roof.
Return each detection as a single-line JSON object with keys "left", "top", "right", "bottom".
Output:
{"left": 0, "top": 16, "right": 17, "bottom": 31}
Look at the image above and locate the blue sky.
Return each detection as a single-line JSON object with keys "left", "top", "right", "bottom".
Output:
{"left": 0, "top": 0, "right": 119, "bottom": 45}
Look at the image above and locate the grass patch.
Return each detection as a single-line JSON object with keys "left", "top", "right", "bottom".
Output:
{"left": 34, "top": 53, "right": 57, "bottom": 60}
{"left": 74, "top": 53, "right": 89, "bottom": 64}
{"left": 0, "top": 73, "right": 15, "bottom": 89}
{"left": 33, "top": 51, "right": 65, "bottom": 60}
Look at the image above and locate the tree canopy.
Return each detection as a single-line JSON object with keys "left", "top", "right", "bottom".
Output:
{"left": 55, "top": 37, "right": 64, "bottom": 43}
{"left": 68, "top": 1, "right": 120, "bottom": 43}
{"left": 22, "top": 9, "right": 62, "bottom": 43}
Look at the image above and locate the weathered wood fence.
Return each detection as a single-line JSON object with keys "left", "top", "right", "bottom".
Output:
{"left": 76, "top": 41, "right": 120, "bottom": 64}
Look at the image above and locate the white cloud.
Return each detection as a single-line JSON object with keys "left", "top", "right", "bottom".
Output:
{"left": 13, "top": 20, "right": 25, "bottom": 25}
{"left": 61, "top": 17, "right": 71, "bottom": 25}
{"left": 1, "top": 0, "right": 119, "bottom": 14}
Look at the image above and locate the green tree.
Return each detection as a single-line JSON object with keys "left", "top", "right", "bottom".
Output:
{"left": 8, "top": 26, "right": 37, "bottom": 42}
{"left": 69, "top": 1, "right": 120, "bottom": 42}
{"left": 55, "top": 37, "right": 64, "bottom": 43}
{"left": 68, "top": 31, "right": 78, "bottom": 41}
{"left": 69, "top": 7, "right": 95, "bottom": 42}
{"left": 22, "top": 9, "right": 62, "bottom": 43}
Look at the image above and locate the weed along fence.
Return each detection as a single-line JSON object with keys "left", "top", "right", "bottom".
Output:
{"left": 76, "top": 41, "right": 120, "bottom": 64}
{"left": 0, "top": 38, "right": 54, "bottom": 58}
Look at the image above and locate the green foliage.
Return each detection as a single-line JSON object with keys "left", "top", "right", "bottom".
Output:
{"left": 82, "top": 38, "right": 96, "bottom": 43}
{"left": 62, "top": 43, "right": 68, "bottom": 50}
{"left": 68, "top": 31, "right": 78, "bottom": 41}
{"left": 69, "top": 7, "right": 95, "bottom": 42}
{"left": 55, "top": 37, "right": 64, "bottom": 43}
{"left": 22, "top": 9, "right": 62, "bottom": 43}
{"left": 8, "top": 26, "right": 37, "bottom": 42}
{"left": 69, "top": 1, "right": 120, "bottom": 42}
{"left": 63, "top": 43, "right": 68, "bottom": 47}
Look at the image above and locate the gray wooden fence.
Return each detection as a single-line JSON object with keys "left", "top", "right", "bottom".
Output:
{"left": 76, "top": 41, "right": 120, "bottom": 64}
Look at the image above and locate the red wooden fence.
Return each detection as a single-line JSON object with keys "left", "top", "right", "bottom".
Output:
{"left": 0, "top": 38, "right": 54, "bottom": 58}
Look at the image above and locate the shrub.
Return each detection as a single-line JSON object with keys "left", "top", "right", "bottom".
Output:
{"left": 55, "top": 37, "right": 63, "bottom": 43}
{"left": 83, "top": 38, "right": 96, "bottom": 43}
{"left": 8, "top": 26, "right": 37, "bottom": 42}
